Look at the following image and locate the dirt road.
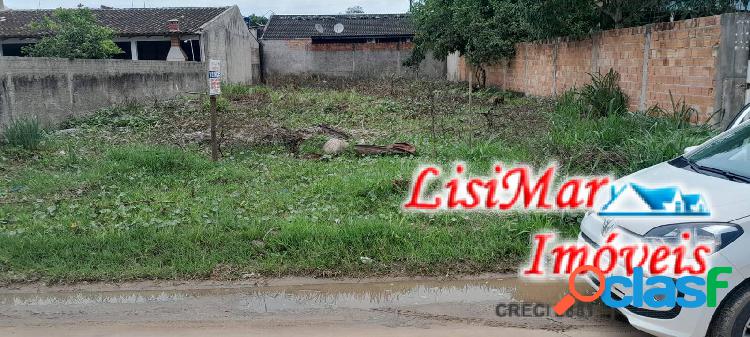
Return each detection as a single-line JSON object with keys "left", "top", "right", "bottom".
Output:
{"left": 0, "top": 275, "right": 651, "bottom": 337}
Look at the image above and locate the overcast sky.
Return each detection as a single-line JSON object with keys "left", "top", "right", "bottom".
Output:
{"left": 4, "top": 0, "right": 411, "bottom": 16}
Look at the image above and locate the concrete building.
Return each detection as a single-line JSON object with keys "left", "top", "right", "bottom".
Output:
{"left": 0, "top": 6, "right": 259, "bottom": 84}
{"left": 261, "top": 14, "right": 446, "bottom": 80}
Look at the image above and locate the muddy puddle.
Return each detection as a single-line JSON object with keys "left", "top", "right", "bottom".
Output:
{"left": 0, "top": 277, "right": 574, "bottom": 313}
{"left": 0, "top": 277, "right": 645, "bottom": 337}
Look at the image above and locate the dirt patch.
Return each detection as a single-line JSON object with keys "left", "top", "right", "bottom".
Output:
{"left": 480, "top": 99, "right": 555, "bottom": 144}
{"left": 65, "top": 77, "right": 552, "bottom": 160}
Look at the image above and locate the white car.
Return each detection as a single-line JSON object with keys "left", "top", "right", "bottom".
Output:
{"left": 579, "top": 105, "right": 750, "bottom": 337}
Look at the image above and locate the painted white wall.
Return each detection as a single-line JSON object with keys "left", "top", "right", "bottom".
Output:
{"left": 200, "top": 5, "right": 258, "bottom": 84}
{"left": 446, "top": 52, "right": 460, "bottom": 82}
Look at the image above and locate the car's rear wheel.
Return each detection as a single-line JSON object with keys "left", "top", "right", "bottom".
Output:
{"left": 709, "top": 283, "right": 750, "bottom": 337}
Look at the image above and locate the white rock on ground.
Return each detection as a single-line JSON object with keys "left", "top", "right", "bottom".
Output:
{"left": 322, "top": 138, "right": 349, "bottom": 155}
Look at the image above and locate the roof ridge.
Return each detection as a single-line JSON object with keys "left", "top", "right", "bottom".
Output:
{"left": 262, "top": 13, "right": 415, "bottom": 40}
{"left": 0, "top": 7, "right": 232, "bottom": 38}
{"left": 4, "top": 6, "right": 230, "bottom": 12}
{"left": 273, "top": 13, "right": 410, "bottom": 16}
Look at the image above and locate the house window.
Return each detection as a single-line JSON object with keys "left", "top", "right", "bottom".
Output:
{"left": 136, "top": 41, "right": 171, "bottom": 60}
{"left": 112, "top": 41, "right": 132, "bottom": 59}
{"left": 181, "top": 40, "right": 201, "bottom": 61}
{"left": 135, "top": 40, "right": 201, "bottom": 61}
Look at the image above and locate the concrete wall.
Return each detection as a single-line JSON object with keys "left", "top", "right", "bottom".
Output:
{"left": 715, "top": 13, "right": 750, "bottom": 129}
{"left": 449, "top": 14, "right": 750, "bottom": 124}
{"left": 249, "top": 28, "right": 262, "bottom": 82}
{"left": 201, "top": 5, "right": 258, "bottom": 84}
{"left": 0, "top": 57, "right": 206, "bottom": 129}
{"left": 262, "top": 39, "right": 446, "bottom": 80}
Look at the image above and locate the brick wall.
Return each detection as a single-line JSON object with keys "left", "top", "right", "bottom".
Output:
{"left": 556, "top": 39, "right": 594, "bottom": 94}
{"left": 451, "top": 15, "right": 723, "bottom": 118}
{"left": 597, "top": 26, "right": 647, "bottom": 111}
{"left": 647, "top": 18, "right": 721, "bottom": 115}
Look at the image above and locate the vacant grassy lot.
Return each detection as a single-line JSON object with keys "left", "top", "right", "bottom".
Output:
{"left": 0, "top": 77, "right": 714, "bottom": 283}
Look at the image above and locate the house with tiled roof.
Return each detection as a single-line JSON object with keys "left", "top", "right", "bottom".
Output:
{"left": 0, "top": 4, "right": 259, "bottom": 84}
{"left": 260, "top": 14, "right": 445, "bottom": 80}
{"left": 262, "top": 14, "right": 414, "bottom": 41}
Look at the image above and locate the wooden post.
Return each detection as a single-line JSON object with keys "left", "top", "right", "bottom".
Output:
{"left": 210, "top": 95, "right": 218, "bottom": 162}
{"left": 468, "top": 63, "right": 473, "bottom": 145}
{"left": 469, "top": 64, "right": 473, "bottom": 108}
{"left": 467, "top": 45, "right": 473, "bottom": 109}
{"left": 207, "top": 59, "right": 222, "bottom": 162}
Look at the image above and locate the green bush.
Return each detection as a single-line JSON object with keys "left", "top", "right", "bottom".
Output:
{"left": 4, "top": 117, "right": 45, "bottom": 150}
{"left": 578, "top": 69, "right": 629, "bottom": 118}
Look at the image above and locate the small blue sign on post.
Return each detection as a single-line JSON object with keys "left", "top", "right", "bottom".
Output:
{"left": 208, "top": 59, "right": 222, "bottom": 96}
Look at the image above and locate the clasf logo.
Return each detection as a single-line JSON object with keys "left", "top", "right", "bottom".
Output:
{"left": 552, "top": 265, "right": 732, "bottom": 315}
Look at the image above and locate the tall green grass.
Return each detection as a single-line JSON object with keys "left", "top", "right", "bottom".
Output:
{"left": 105, "top": 145, "right": 211, "bottom": 174}
{"left": 551, "top": 87, "right": 714, "bottom": 175}
{"left": 3, "top": 117, "right": 44, "bottom": 150}
{"left": 0, "top": 81, "right": 719, "bottom": 283}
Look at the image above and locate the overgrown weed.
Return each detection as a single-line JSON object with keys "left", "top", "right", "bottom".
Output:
{"left": 4, "top": 117, "right": 45, "bottom": 150}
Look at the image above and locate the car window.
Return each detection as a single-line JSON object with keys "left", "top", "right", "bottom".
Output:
{"left": 728, "top": 104, "right": 750, "bottom": 131}
{"left": 688, "top": 123, "right": 750, "bottom": 178}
